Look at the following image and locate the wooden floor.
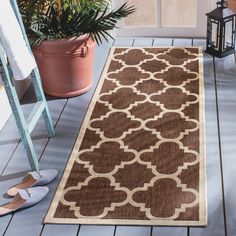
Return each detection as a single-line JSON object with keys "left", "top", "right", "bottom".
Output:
{"left": 0, "top": 37, "right": 236, "bottom": 236}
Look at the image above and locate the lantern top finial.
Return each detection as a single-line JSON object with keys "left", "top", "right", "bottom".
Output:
{"left": 217, "top": 0, "right": 228, "bottom": 9}
{"left": 206, "top": 0, "right": 236, "bottom": 19}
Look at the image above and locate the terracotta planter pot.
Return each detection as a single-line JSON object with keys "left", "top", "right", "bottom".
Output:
{"left": 228, "top": 0, "right": 236, "bottom": 11}
{"left": 33, "top": 35, "right": 95, "bottom": 98}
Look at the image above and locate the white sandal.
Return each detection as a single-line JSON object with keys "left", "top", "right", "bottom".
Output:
{"left": 0, "top": 187, "right": 49, "bottom": 216}
{"left": 7, "top": 169, "right": 58, "bottom": 197}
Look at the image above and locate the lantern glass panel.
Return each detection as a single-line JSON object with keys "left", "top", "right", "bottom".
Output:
{"left": 224, "top": 18, "right": 234, "bottom": 49}
{"left": 210, "top": 19, "right": 219, "bottom": 50}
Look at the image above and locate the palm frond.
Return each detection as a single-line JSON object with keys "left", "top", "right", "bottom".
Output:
{"left": 19, "top": 0, "right": 135, "bottom": 46}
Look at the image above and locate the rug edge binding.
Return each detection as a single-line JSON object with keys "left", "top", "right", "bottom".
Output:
{"left": 44, "top": 46, "right": 208, "bottom": 226}
{"left": 198, "top": 48, "right": 208, "bottom": 225}
{"left": 44, "top": 217, "right": 207, "bottom": 226}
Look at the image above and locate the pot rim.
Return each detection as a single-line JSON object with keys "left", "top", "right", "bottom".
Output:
{"left": 35, "top": 34, "right": 90, "bottom": 47}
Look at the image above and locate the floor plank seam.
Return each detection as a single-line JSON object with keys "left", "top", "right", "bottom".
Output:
{"left": 38, "top": 98, "right": 69, "bottom": 163}
{"left": 213, "top": 56, "right": 228, "bottom": 236}
{"left": 113, "top": 225, "right": 117, "bottom": 236}
{"left": 76, "top": 225, "right": 81, "bottom": 236}
{"left": 132, "top": 38, "right": 135, "bottom": 46}
{"left": 150, "top": 226, "right": 153, "bottom": 236}
{"left": 38, "top": 224, "right": 45, "bottom": 236}
{"left": 151, "top": 38, "right": 154, "bottom": 46}
{"left": 2, "top": 214, "right": 14, "bottom": 236}
{"left": 49, "top": 98, "right": 69, "bottom": 129}
{"left": 0, "top": 140, "right": 20, "bottom": 175}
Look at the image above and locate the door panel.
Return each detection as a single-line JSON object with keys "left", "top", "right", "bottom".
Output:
{"left": 115, "top": 0, "right": 212, "bottom": 37}
{"left": 124, "top": 0, "right": 157, "bottom": 27}
{"left": 161, "top": 0, "right": 197, "bottom": 27}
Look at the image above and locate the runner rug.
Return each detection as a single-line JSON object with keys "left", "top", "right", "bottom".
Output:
{"left": 45, "top": 47, "right": 207, "bottom": 226}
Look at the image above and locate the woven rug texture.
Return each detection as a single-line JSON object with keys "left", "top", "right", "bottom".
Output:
{"left": 45, "top": 47, "right": 206, "bottom": 226}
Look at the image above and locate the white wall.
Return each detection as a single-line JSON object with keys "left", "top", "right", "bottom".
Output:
{"left": 13, "top": 78, "right": 31, "bottom": 99}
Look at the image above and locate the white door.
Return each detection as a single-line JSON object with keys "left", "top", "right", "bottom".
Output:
{"left": 115, "top": 0, "right": 213, "bottom": 38}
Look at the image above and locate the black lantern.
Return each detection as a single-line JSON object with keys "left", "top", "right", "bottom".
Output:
{"left": 206, "top": 0, "right": 236, "bottom": 58}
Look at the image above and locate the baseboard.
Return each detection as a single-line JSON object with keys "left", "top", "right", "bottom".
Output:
{"left": 0, "top": 85, "right": 12, "bottom": 130}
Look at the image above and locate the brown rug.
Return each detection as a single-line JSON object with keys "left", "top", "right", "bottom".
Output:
{"left": 45, "top": 47, "right": 207, "bottom": 226}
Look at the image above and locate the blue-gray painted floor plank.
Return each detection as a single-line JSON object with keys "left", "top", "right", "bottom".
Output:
{"left": 0, "top": 37, "right": 231, "bottom": 236}
{"left": 2, "top": 99, "right": 66, "bottom": 174}
{"left": 0, "top": 99, "right": 66, "bottom": 235}
{"left": 0, "top": 97, "right": 66, "bottom": 236}
{"left": 79, "top": 225, "right": 115, "bottom": 236}
{"left": 115, "top": 226, "right": 151, "bottom": 236}
{"left": 153, "top": 38, "right": 173, "bottom": 46}
{"left": 0, "top": 105, "right": 30, "bottom": 174}
{"left": 133, "top": 37, "right": 153, "bottom": 46}
{"left": 41, "top": 225, "right": 79, "bottom": 236}
{"left": 215, "top": 54, "right": 236, "bottom": 236}
{"left": 0, "top": 100, "right": 66, "bottom": 181}
{"left": 193, "top": 39, "right": 206, "bottom": 50}
{"left": 190, "top": 40, "right": 226, "bottom": 236}
{"left": 113, "top": 37, "right": 134, "bottom": 47}
{"left": 173, "top": 38, "right": 192, "bottom": 46}
{"left": 4, "top": 97, "right": 89, "bottom": 236}
{"left": 152, "top": 227, "right": 187, "bottom": 236}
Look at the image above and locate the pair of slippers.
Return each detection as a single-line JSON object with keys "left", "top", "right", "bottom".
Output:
{"left": 0, "top": 169, "right": 58, "bottom": 216}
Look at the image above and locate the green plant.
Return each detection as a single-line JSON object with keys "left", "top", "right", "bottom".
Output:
{"left": 19, "top": 0, "right": 135, "bottom": 46}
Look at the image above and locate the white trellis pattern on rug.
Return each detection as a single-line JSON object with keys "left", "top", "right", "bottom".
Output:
{"left": 45, "top": 47, "right": 206, "bottom": 226}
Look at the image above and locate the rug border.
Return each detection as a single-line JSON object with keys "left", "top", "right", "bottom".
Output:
{"left": 198, "top": 47, "right": 207, "bottom": 226}
{"left": 44, "top": 46, "right": 207, "bottom": 226}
